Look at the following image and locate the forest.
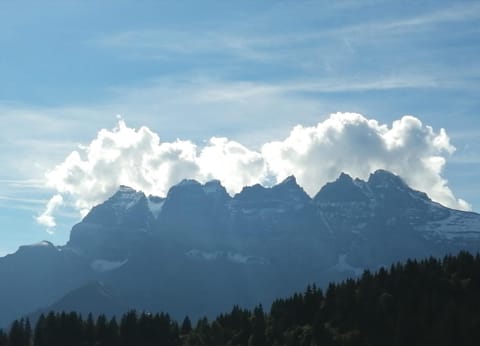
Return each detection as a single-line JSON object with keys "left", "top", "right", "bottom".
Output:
{"left": 1, "top": 251, "right": 479, "bottom": 346}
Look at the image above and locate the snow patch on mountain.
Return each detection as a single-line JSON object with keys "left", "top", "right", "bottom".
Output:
{"left": 29, "top": 240, "right": 55, "bottom": 248}
{"left": 18, "top": 240, "right": 59, "bottom": 254}
{"left": 185, "top": 249, "right": 268, "bottom": 264}
{"left": 91, "top": 258, "right": 128, "bottom": 272}
{"left": 147, "top": 197, "right": 164, "bottom": 219}
{"left": 332, "top": 254, "right": 363, "bottom": 276}
{"left": 420, "top": 211, "right": 480, "bottom": 240}
{"left": 111, "top": 186, "right": 144, "bottom": 212}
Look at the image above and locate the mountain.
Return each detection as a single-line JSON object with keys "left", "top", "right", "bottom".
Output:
{"left": 0, "top": 241, "right": 92, "bottom": 327}
{"left": 315, "top": 170, "right": 480, "bottom": 267}
{"left": 1, "top": 170, "right": 479, "bottom": 326}
{"left": 28, "top": 281, "right": 129, "bottom": 324}
{"left": 6, "top": 252, "right": 480, "bottom": 346}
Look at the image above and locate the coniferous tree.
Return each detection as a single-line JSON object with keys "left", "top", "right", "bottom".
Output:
{"left": 84, "top": 313, "right": 95, "bottom": 346}
{"left": 181, "top": 316, "right": 192, "bottom": 335}
{"left": 105, "top": 317, "right": 120, "bottom": 346}
{"left": 95, "top": 314, "right": 109, "bottom": 346}
{"left": 119, "top": 310, "right": 138, "bottom": 346}
{"left": 23, "top": 319, "right": 31, "bottom": 346}
{"left": 8, "top": 319, "right": 25, "bottom": 346}
{"left": 33, "top": 314, "right": 45, "bottom": 346}
{"left": 0, "top": 330, "right": 7, "bottom": 346}
{"left": 248, "top": 305, "right": 266, "bottom": 346}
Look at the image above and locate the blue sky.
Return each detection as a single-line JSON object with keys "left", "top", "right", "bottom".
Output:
{"left": 0, "top": 0, "right": 479, "bottom": 255}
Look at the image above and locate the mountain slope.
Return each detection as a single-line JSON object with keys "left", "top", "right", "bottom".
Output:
{"left": 28, "top": 281, "right": 130, "bottom": 323}
{"left": 0, "top": 242, "right": 92, "bottom": 327}
{"left": 6, "top": 252, "right": 480, "bottom": 346}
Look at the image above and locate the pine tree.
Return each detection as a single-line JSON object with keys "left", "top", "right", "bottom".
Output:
{"left": 119, "top": 310, "right": 138, "bottom": 346}
{"left": 248, "top": 305, "right": 266, "bottom": 346}
{"left": 181, "top": 316, "right": 192, "bottom": 335}
{"left": 0, "top": 330, "right": 7, "bottom": 346}
{"left": 106, "top": 317, "right": 120, "bottom": 346}
{"left": 23, "top": 318, "right": 31, "bottom": 346}
{"left": 8, "top": 319, "right": 24, "bottom": 346}
{"left": 96, "top": 314, "right": 109, "bottom": 346}
{"left": 33, "top": 314, "right": 45, "bottom": 346}
{"left": 84, "top": 313, "right": 95, "bottom": 346}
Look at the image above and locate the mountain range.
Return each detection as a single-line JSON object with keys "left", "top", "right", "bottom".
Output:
{"left": 1, "top": 169, "right": 479, "bottom": 327}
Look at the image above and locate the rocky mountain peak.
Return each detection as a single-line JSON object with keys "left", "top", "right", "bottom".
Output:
{"left": 82, "top": 185, "right": 148, "bottom": 226}
{"left": 271, "top": 175, "right": 311, "bottom": 203}
{"left": 367, "top": 169, "right": 406, "bottom": 189}
{"left": 203, "top": 179, "right": 229, "bottom": 196}
{"left": 234, "top": 184, "right": 267, "bottom": 202}
{"left": 279, "top": 175, "right": 297, "bottom": 186}
{"left": 315, "top": 172, "right": 369, "bottom": 203}
{"left": 117, "top": 185, "right": 136, "bottom": 193}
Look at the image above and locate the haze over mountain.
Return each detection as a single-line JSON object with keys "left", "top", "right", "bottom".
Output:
{"left": 1, "top": 170, "right": 479, "bottom": 327}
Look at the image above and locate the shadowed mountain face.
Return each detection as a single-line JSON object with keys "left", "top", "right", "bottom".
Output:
{"left": 1, "top": 170, "right": 479, "bottom": 326}
{"left": 0, "top": 241, "right": 92, "bottom": 327}
{"left": 28, "top": 281, "right": 129, "bottom": 324}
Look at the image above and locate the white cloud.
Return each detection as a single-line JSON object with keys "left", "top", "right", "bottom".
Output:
{"left": 263, "top": 113, "right": 469, "bottom": 210}
{"left": 198, "top": 137, "right": 266, "bottom": 192}
{"left": 36, "top": 194, "right": 63, "bottom": 229}
{"left": 44, "top": 120, "right": 267, "bottom": 218}
{"left": 40, "top": 113, "right": 470, "bottom": 228}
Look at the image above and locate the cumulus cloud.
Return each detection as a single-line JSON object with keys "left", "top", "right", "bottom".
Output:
{"left": 40, "top": 113, "right": 469, "bottom": 229}
{"left": 198, "top": 137, "right": 266, "bottom": 192}
{"left": 44, "top": 120, "right": 268, "bottom": 218}
{"left": 263, "top": 113, "right": 469, "bottom": 210}
{"left": 36, "top": 194, "right": 63, "bottom": 229}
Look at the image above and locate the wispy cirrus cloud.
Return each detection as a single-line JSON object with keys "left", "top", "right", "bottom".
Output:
{"left": 194, "top": 76, "right": 446, "bottom": 103}
{"left": 0, "top": 195, "right": 48, "bottom": 214}
{"left": 0, "top": 179, "right": 52, "bottom": 214}
{"left": 0, "top": 196, "right": 46, "bottom": 205}
{"left": 90, "top": 2, "right": 480, "bottom": 63}
{"left": 91, "top": 30, "right": 273, "bottom": 62}
{"left": 0, "top": 179, "right": 46, "bottom": 189}
{"left": 382, "top": 2, "right": 480, "bottom": 29}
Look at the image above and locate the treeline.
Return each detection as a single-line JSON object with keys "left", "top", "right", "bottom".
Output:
{"left": 1, "top": 251, "right": 480, "bottom": 345}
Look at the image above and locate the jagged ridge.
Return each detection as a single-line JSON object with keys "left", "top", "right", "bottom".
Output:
{"left": 1, "top": 170, "right": 480, "bottom": 327}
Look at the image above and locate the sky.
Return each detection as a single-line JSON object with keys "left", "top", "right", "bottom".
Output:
{"left": 0, "top": 0, "right": 479, "bottom": 256}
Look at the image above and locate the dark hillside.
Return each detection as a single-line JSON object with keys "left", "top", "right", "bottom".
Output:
{"left": 2, "top": 251, "right": 480, "bottom": 346}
